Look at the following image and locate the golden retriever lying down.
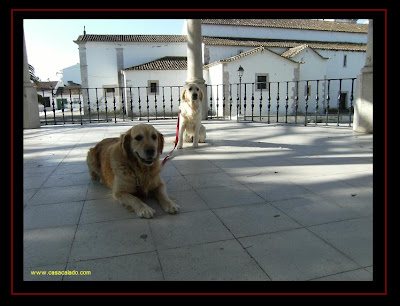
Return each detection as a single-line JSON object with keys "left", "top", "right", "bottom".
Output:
{"left": 86, "top": 123, "right": 179, "bottom": 218}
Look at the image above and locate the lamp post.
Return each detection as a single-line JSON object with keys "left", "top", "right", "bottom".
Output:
{"left": 237, "top": 65, "right": 244, "bottom": 122}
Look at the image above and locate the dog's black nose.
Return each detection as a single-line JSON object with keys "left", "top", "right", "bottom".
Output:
{"left": 145, "top": 147, "right": 155, "bottom": 156}
{"left": 192, "top": 93, "right": 198, "bottom": 100}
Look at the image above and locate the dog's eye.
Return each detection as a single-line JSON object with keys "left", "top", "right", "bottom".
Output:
{"left": 135, "top": 135, "right": 143, "bottom": 141}
{"left": 151, "top": 134, "right": 157, "bottom": 140}
{"left": 189, "top": 87, "right": 192, "bottom": 91}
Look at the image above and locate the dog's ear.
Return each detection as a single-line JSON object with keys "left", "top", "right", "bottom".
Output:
{"left": 120, "top": 130, "right": 132, "bottom": 158}
{"left": 199, "top": 87, "right": 204, "bottom": 101}
{"left": 157, "top": 132, "right": 164, "bottom": 155}
{"left": 181, "top": 88, "right": 187, "bottom": 102}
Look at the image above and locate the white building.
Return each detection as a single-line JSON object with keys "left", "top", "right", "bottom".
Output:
{"left": 61, "top": 63, "right": 82, "bottom": 85}
{"left": 74, "top": 19, "right": 367, "bottom": 118}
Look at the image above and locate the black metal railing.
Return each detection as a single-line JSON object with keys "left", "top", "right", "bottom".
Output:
{"left": 206, "top": 78, "right": 356, "bottom": 126}
{"left": 38, "top": 86, "right": 183, "bottom": 125}
{"left": 38, "top": 78, "right": 356, "bottom": 127}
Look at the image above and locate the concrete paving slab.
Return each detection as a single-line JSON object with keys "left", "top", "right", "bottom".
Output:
{"left": 238, "top": 228, "right": 360, "bottom": 281}
{"left": 79, "top": 198, "right": 137, "bottom": 224}
{"left": 167, "top": 189, "right": 209, "bottom": 212}
{"left": 311, "top": 268, "right": 373, "bottom": 281}
{"left": 245, "top": 180, "right": 315, "bottom": 202}
{"left": 27, "top": 184, "right": 89, "bottom": 206}
{"left": 23, "top": 174, "right": 49, "bottom": 189}
{"left": 149, "top": 210, "right": 234, "bottom": 250}
{"left": 319, "top": 189, "right": 373, "bottom": 217}
{"left": 65, "top": 252, "right": 163, "bottom": 281}
{"left": 308, "top": 218, "right": 373, "bottom": 267}
{"left": 171, "top": 159, "right": 223, "bottom": 175}
{"left": 69, "top": 219, "right": 155, "bottom": 262}
{"left": 213, "top": 202, "right": 302, "bottom": 238}
{"left": 85, "top": 180, "right": 113, "bottom": 200}
{"left": 291, "top": 175, "right": 358, "bottom": 196}
{"left": 271, "top": 195, "right": 361, "bottom": 227}
{"left": 43, "top": 172, "right": 91, "bottom": 188}
{"left": 184, "top": 172, "right": 241, "bottom": 189}
{"left": 158, "top": 239, "right": 270, "bottom": 281}
{"left": 24, "top": 201, "right": 83, "bottom": 230}
{"left": 196, "top": 185, "right": 265, "bottom": 209}
{"left": 24, "top": 225, "right": 77, "bottom": 268}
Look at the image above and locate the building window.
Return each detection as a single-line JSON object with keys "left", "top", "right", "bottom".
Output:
{"left": 38, "top": 95, "right": 50, "bottom": 107}
{"left": 103, "top": 85, "right": 117, "bottom": 96}
{"left": 343, "top": 54, "right": 347, "bottom": 67}
{"left": 255, "top": 74, "right": 268, "bottom": 91}
{"left": 148, "top": 80, "right": 159, "bottom": 94}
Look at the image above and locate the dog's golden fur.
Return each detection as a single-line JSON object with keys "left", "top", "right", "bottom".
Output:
{"left": 177, "top": 83, "right": 206, "bottom": 149}
{"left": 86, "top": 123, "right": 179, "bottom": 218}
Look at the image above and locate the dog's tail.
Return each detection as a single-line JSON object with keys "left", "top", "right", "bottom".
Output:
{"left": 86, "top": 147, "right": 100, "bottom": 181}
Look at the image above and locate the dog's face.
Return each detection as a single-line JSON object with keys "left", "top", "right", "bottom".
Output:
{"left": 121, "top": 124, "right": 164, "bottom": 167}
{"left": 181, "top": 83, "right": 204, "bottom": 107}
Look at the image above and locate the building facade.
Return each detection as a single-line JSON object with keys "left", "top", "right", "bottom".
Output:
{"left": 74, "top": 19, "right": 368, "bottom": 118}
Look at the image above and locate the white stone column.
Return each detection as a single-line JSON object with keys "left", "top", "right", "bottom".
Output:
{"left": 23, "top": 32, "right": 40, "bottom": 129}
{"left": 185, "top": 19, "right": 207, "bottom": 119}
{"left": 78, "top": 43, "right": 89, "bottom": 113}
{"left": 353, "top": 20, "right": 373, "bottom": 133}
{"left": 116, "top": 47, "right": 125, "bottom": 113}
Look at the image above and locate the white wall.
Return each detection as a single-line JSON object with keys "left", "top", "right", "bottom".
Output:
{"left": 121, "top": 42, "right": 187, "bottom": 70}
{"left": 318, "top": 49, "right": 364, "bottom": 112}
{"left": 62, "top": 63, "right": 82, "bottom": 85}
{"left": 206, "top": 45, "right": 254, "bottom": 64}
{"left": 207, "top": 49, "right": 299, "bottom": 118}
{"left": 82, "top": 41, "right": 188, "bottom": 112}
{"left": 291, "top": 48, "right": 327, "bottom": 113}
{"left": 122, "top": 68, "right": 208, "bottom": 117}
{"left": 318, "top": 49, "right": 365, "bottom": 79}
{"left": 85, "top": 42, "right": 187, "bottom": 88}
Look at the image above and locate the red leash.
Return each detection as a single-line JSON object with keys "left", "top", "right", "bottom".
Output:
{"left": 161, "top": 111, "right": 180, "bottom": 167}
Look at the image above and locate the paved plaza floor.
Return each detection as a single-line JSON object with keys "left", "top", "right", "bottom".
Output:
{"left": 22, "top": 120, "right": 373, "bottom": 282}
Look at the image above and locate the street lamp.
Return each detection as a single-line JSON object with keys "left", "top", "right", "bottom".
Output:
{"left": 237, "top": 65, "right": 244, "bottom": 79}
{"left": 237, "top": 66, "right": 244, "bottom": 121}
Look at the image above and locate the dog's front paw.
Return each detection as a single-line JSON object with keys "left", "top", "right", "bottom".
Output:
{"left": 136, "top": 204, "right": 156, "bottom": 219}
{"left": 192, "top": 142, "right": 199, "bottom": 148}
{"left": 177, "top": 143, "right": 183, "bottom": 149}
{"left": 163, "top": 201, "right": 180, "bottom": 214}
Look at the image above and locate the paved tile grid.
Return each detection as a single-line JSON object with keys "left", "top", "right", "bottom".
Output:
{"left": 23, "top": 120, "right": 373, "bottom": 281}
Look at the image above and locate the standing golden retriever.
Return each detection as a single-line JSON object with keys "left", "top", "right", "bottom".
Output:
{"left": 86, "top": 123, "right": 179, "bottom": 218}
{"left": 177, "top": 83, "right": 206, "bottom": 149}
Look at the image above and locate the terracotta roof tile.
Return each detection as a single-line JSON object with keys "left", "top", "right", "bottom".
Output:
{"left": 201, "top": 19, "right": 368, "bottom": 33}
{"left": 75, "top": 34, "right": 187, "bottom": 43}
{"left": 35, "top": 81, "right": 58, "bottom": 90}
{"left": 280, "top": 44, "right": 310, "bottom": 58}
{"left": 203, "top": 36, "right": 366, "bottom": 52}
{"left": 124, "top": 56, "right": 187, "bottom": 70}
{"left": 74, "top": 35, "right": 366, "bottom": 52}
{"left": 204, "top": 46, "right": 301, "bottom": 68}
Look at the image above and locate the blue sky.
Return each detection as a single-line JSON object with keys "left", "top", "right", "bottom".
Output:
{"left": 24, "top": 19, "right": 185, "bottom": 81}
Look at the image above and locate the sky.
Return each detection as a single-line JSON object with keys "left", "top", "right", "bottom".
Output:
{"left": 24, "top": 19, "right": 185, "bottom": 81}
